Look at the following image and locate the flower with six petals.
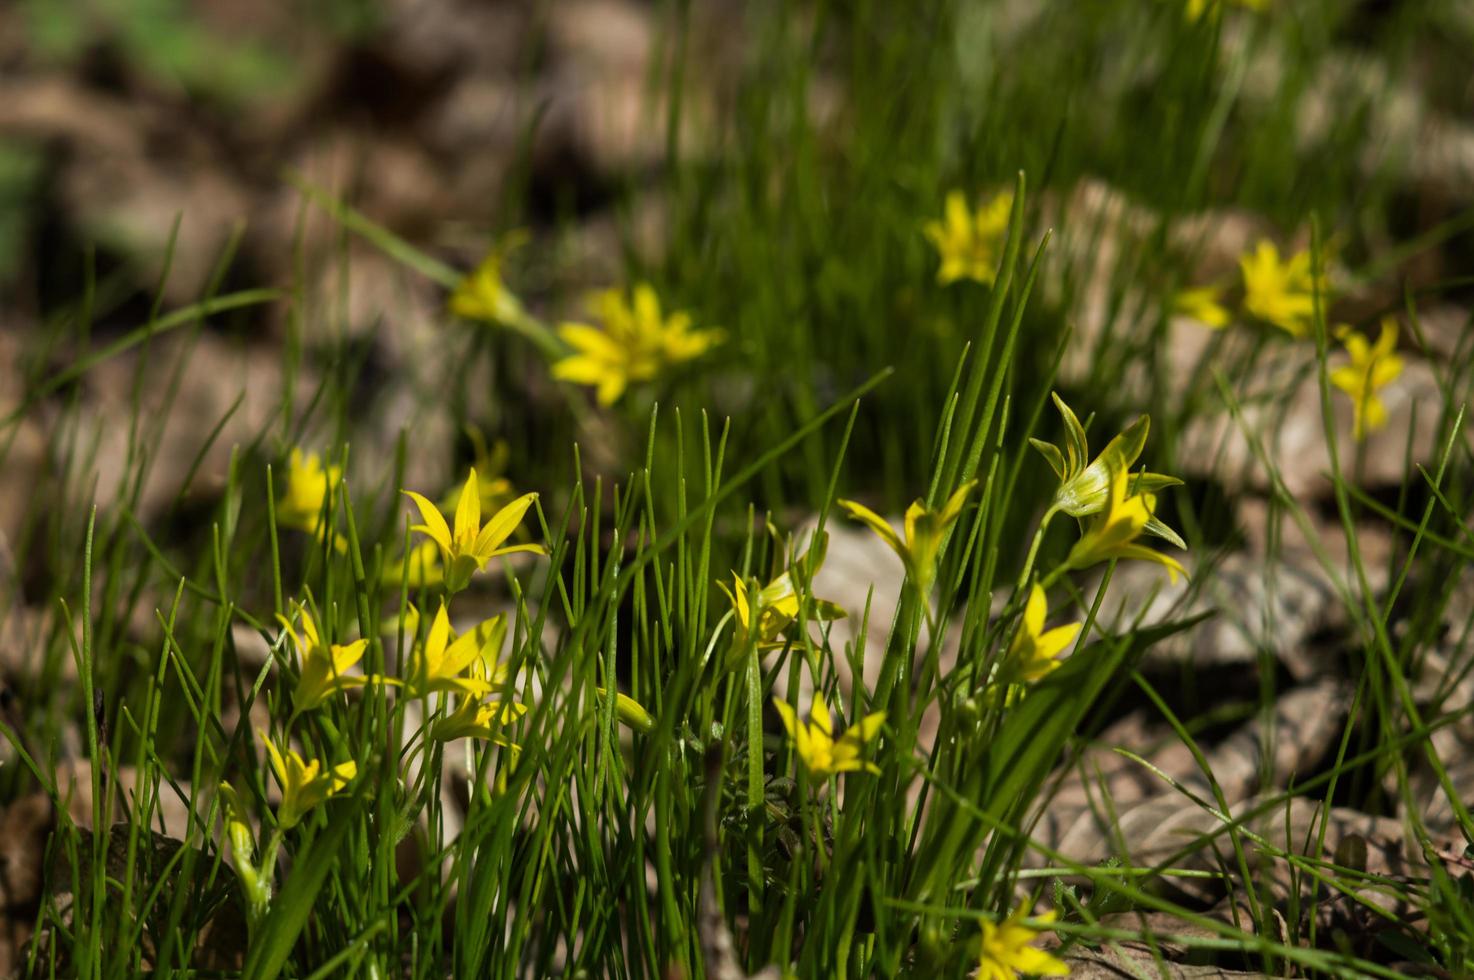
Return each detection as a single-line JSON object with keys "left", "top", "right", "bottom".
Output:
{"left": 552, "top": 283, "right": 723, "bottom": 406}
{"left": 403, "top": 469, "right": 543, "bottom": 593}
{"left": 1240, "top": 239, "right": 1325, "bottom": 338}
{"left": 925, "top": 190, "right": 1013, "bottom": 286}
{"left": 773, "top": 696, "right": 886, "bottom": 777}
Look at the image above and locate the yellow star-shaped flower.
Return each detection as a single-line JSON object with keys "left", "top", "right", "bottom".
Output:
{"left": 772, "top": 696, "right": 886, "bottom": 777}
{"left": 278, "top": 602, "right": 370, "bottom": 715}
{"left": 1239, "top": 239, "right": 1324, "bottom": 338}
{"left": 977, "top": 907, "right": 1069, "bottom": 980}
{"left": 924, "top": 190, "right": 1013, "bottom": 286}
{"left": 403, "top": 469, "right": 543, "bottom": 593}
{"left": 1330, "top": 318, "right": 1403, "bottom": 441}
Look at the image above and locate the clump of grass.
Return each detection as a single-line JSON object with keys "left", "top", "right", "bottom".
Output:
{"left": 2, "top": 1, "right": 1473, "bottom": 977}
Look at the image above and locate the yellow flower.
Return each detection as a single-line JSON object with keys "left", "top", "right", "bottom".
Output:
{"left": 277, "top": 449, "right": 344, "bottom": 545}
{"left": 716, "top": 534, "right": 846, "bottom": 670}
{"left": 552, "top": 283, "right": 723, "bottom": 406}
{"left": 924, "top": 190, "right": 1013, "bottom": 286}
{"left": 1029, "top": 394, "right": 1183, "bottom": 550}
{"left": 1239, "top": 239, "right": 1324, "bottom": 337}
{"left": 405, "top": 602, "right": 511, "bottom": 700}
{"left": 772, "top": 697, "right": 886, "bottom": 777}
{"left": 1330, "top": 319, "right": 1403, "bottom": 441}
{"left": 258, "top": 731, "right": 356, "bottom": 829}
{"left": 1065, "top": 469, "right": 1187, "bottom": 582}
{"left": 839, "top": 482, "right": 976, "bottom": 593}
{"left": 441, "top": 427, "right": 517, "bottom": 516}
{"left": 1174, "top": 286, "right": 1231, "bottom": 329}
{"left": 1186, "top": 0, "right": 1268, "bottom": 22}
{"left": 977, "top": 907, "right": 1069, "bottom": 980}
{"left": 431, "top": 697, "right": 527, "bottom": 746}
{"left": 278, "top": 602, "right": 370, "bottom": 715}
{"left": 449, "top": 235, "right": 528, "bottom": 328}
{"left": 381, "top": 540, "right": 446, "bottom": 590}
{"left": 596, "top": 687, "right": 656, "bottom": 734}
{"left": 403, "top": 469, "right": 543, "bottom": 593}
{"left": 1000, "top": 585, "right": 1081, "bottom": 685}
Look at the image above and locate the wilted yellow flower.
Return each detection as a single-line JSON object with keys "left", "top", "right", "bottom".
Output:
{"left": 405, "top": 602, "right": 511, "bottom": 700}
{"left": 773, "top": 697, "right": 885, "bottom": 777}
{"left": 1174, "top": 286, "right": 1231, "bottom": 329}
{"left": 278, "top": 602, "right": 370, "bottom": 715}
{"left": 278, "top": 448, "right": 343, "bottom": 544}
{"left": 258, "top": 731, "right": 356, "bottom": 829}
{"left": 596, "top": 687, "right": 655, "bottom": 734}
{"left": 431, "top": 697, "right": 527, "bottom": 746}
{"left": 716, "top": 534, "right": 846, "bottom": 669}
{"left": 1000, "top": 585, "right": 1081, "bottom": 685}
{"left": 1240, "top": 239, "right": 1324, "bottom": 337}
{"left": 924, "top": 190, "right": 1013, "bottom": 286}
{"left": 1065, "top": 469, "right": 1187, "bottom": 582}
{"left": 977, "top": 907, "right": 1069, "bottom": 980}
{"left": 552, "top": 283, "right": 723, "bottom": 406}
{"left": 1029, "top": 394, "right": 1182, "bottom": 550}
{"left": 1330, "top": 319, "right": 1403, "bottom": 441}
{"left": 403, "top": 469, "right": 543, "bottom": 593}
{"left": 839, "top": 482, "right": 976, "bottom": 593}
{"left": 449, "top": 235, "right": 528, "bottom": 328}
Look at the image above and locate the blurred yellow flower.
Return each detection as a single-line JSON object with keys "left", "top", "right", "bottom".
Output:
{"left": 278, "top": 601, "right": 370, "bottom": 715}
{"left": 924, "top": 190, "right": 1013, "bottom": 286}
{"left": 1330, "top": 319, "right": 1403, "bottom": 441}
{"left": 1186, "top": 0, "right": 1268, "bottom": 22}
{"left": 444, "top": 427, "right": 517, "bottom": 517}
{"left": 258, "top": 731, "right": 356, "bottom": 829}
{"left": 381, "top": 540, "right": 446, "bottom": 590}
{"left": 278, "top": 448, "right": 344, "bottom": 546}
{"left": 1001, "top": 585, "right": 1081, "bottom": 685}
{"left": 978, "top": 907, "right": 1069, "bottom": 980}
{"left": 1174, "top": 286, "right": 1231, "bottom": 329}
{"left": 1240, "top": 240, "right": 1324, "bottom": 337}
{"left": 839, "top": 481, "right": 976, "bottom": 593}
{"left": 552, "top": 283, "right": 723, "bottom": 406}
{"left": 1065, "top": 469, "right": 1187, "bottom": 582}
{"left": 403, "top": 469, "right": 543, "bottom": 593}
{"left": 406, "top": 602, "right": 511, "bottom": 699}
{"left": 449, "top": 235, "right": 528, "bottom": 328}
{"left": 431, "top": 697, "right": 527, "bottom": 746}
{"left": 773, "top": 696, "right": 885, "bottom": 776}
